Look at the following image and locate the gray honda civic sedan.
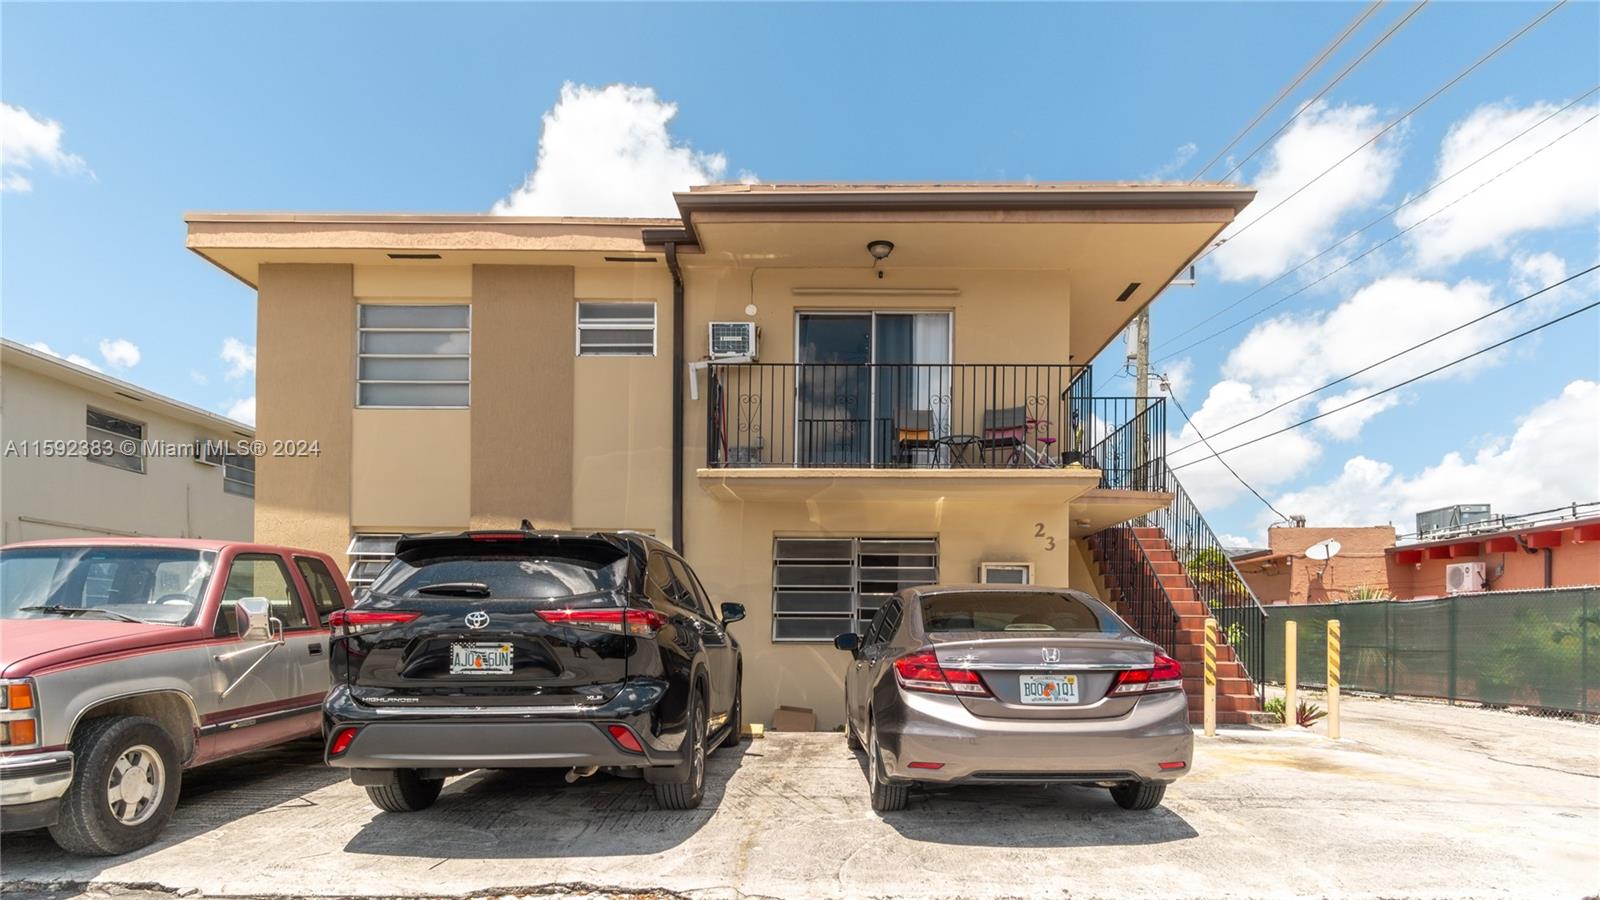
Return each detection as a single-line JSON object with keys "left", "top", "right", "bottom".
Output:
{"left": 834, "top": 584, "right": 1192, "bottom": 812}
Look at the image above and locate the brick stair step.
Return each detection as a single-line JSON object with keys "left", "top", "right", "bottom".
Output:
{"left": 1190, "top": 710, "right": 1257, "bottom": 725}
{"left": 1168, "top": 601, "right": 1207, "bottom": 616}
{"left": 1187, "top": 694, "right": 1260, "bottom": 712}
{"left": 1149, "top": 561, "right": 1184, "bottom": 576}
{"left": 1183, "top": 676, "right": 1253, "bottom": 695}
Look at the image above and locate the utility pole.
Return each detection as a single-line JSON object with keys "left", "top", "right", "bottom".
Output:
{"left": 1134, "top": 308, "right": 1150, "bottom": 410}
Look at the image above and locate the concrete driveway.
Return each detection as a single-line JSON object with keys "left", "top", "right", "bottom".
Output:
{"left": 3, "top": 694, "right": 1596, "bottom": 900}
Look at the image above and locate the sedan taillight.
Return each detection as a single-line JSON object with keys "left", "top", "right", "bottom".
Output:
{"left": 893, "top": 649, "right": 992, "bottom": 697}
{"left": 1110, "top": 653, "right": 1186, "bottom": 695}
{"left": 538, "top": 608, "right": 665, "bottom": 637}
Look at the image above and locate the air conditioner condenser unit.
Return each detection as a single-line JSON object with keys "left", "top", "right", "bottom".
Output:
{"left": 1445, "top": 561, "right": 1486, "bottom": 594}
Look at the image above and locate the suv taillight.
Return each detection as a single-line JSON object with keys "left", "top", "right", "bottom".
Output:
{"left": 538, "top": 608, "right": 665, "bottom": 637}
{"left": 1110, "top": 653, "right": 1185, "bottom": 695}
{"left": 893, "top": 649, "right": 992, "bottom": 697}
{"left": 328, "top": 610, "right": 421, "bottom": 630}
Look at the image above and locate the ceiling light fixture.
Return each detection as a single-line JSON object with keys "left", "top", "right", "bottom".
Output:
{"left": 867, "top": 240, "right": 895, "bottom": 261}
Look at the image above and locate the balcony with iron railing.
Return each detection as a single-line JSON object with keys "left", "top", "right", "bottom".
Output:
{"left": 699, "top": 362, "right": 1170, "bottom": 507}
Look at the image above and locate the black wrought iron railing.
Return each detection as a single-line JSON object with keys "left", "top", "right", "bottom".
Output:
{"left": 706, "top": 362, "right": 1171, "bottom": 476}
{"left": 1146, "top": 467, "right": 1268, "bottom": 690}
{"left": 1093, "top": 523, "right": 1181, "bottom": 658}
{"left": 1083, "top": 397, "right": 1167, "bottom": 491}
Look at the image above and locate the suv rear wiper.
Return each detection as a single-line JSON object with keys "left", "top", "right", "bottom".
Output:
{"left": 20, "top": 605, "right": 147, "bottom": 624}
{"left": 415, "top": 582, "right": 492, "bottom": 597}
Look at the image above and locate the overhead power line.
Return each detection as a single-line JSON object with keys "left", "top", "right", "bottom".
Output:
{"left": 1190, "top": 0, "right": 1388, "bottom": 183}
{"left": 1202, "top": 0, "right": 1569, "bottom": 256}
{"left": 1165, "top": 264, "right": 1600, "bottom": 462}
{"left": 1156, "top": 91, "right": 1599, "bottom": 358}
{"left": 1211, "top": 1, "right": 1428, "bottom": 184}
{"left": 1169, "top": 300, "right": 1600, "bottom": 472}
{"left": 1162, "top": 381, "right": 1294, "bottom": 523}
{"left": 1155, "top": 107, "right": 1599, "bottom": 363}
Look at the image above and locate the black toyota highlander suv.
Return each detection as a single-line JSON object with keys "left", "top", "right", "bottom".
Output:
{"left": 322, "top": 529, "right": 744, "bottom": 811}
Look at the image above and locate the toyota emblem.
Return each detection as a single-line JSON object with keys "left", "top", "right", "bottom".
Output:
{"left": 465, "top": 611, "right": 490, "bottom": 629}
{"left": 1041, "top": 647, "right": 1061, "bottom": 663}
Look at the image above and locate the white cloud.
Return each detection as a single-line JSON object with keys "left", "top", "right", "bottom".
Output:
{"left": 98, "top": 338, "right": 140, "bottom": 369}
{"left": 26, "top": 341, "right": 100, "bottom": 371}
{"left": 221, "top": 338, "right": 255, "bottom": 379}
{"left": 225, "top": 396, "right": 256, "bottom": 426}
{"left": 1, "top": 102, "right": 90, "bottom": 192}
{"left": 492, "top": 83, "right": 751, "bottom": 217}
{"left": 1217, "top": 533, "right": 1257, "bottom": 551}
{"left": 1168, "top": 273, "right": 1544, "bottom": 508}
{"left": 1209, "top": 102, "right": 1403, "bottom": 282}
{"left": 1270, "top": 380, "right": 1600, "bottom": 528}
{"left": 1143, "top": 142, "right": 1197, "bottom": 181}
{"left": 189, "top": 370, "right": 209, "bottom": 386}
{"left": 1396, "top": 98, "right": 1600, "bottom": 266}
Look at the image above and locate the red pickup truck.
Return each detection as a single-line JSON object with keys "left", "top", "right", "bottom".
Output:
{"left": 0, "top": 538, "right": 354, "bottom": 855}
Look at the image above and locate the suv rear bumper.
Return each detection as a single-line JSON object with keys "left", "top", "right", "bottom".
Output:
{"left": 322, "top": 680, "right": 686, "bottom": 771}
{"left": 331, "top": 720, "right": 667, "bottom": 769}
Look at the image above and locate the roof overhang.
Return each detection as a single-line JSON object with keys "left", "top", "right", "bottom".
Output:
{"left": 185, "top": 183, "right": 1253, "bottom": 362}
{"left": 650, "top": 183, "right": 1255, "bottom": 362}
{"left": 185, "top": 212, "right": 679, "bottom": 288}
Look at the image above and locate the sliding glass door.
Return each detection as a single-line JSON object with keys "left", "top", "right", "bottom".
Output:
{"left": 796, "top": 312, "right": 951, "bottom": 467}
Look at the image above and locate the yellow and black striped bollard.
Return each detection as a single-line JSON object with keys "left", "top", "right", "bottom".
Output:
{"left": 1327, "top": 618, "right": 1341, "bottom": 740}
{"left": 1203, "top": 617, "right": 1217, "bottom": 737}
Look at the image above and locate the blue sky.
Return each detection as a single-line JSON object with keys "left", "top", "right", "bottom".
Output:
{"left": 3, "top": 2, "right": 1597, "bottom": 542}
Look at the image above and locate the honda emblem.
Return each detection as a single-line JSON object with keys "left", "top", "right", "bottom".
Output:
{"left": 1041, "top": 647, "right": 1061, "bottom": 663}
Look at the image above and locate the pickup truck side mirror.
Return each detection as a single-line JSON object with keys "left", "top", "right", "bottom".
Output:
{"left": 720, "top": 602, "right": 746, "bottom": 624}
{"left": 234, "top": 597, "right": 273, "bottom": 641}
{"left": 833, "top": 632, "right": 861, "bottom": 657}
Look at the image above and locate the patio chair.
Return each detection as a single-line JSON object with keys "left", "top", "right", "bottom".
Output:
{"left": 894, "top": 409, "right": 936, "bottom": 467}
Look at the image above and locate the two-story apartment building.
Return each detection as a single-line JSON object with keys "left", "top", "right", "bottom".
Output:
{"left": 0, "top": 337, "right": 255, "bottom": 542}
{"left": 185, "top": 182, "right": 1261, "bottom": 727}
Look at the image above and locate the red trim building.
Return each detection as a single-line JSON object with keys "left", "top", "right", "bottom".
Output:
{"left": 1386, "top": 512, "right": 1600, "bottom": 599}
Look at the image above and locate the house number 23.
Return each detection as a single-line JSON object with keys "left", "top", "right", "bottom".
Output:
{"left": 1034, "top": 522, "right": 1056, "bottom": 551}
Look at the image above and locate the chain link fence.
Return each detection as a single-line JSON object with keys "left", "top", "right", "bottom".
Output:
{"left": 1262, "top": 587, "right": 1599, "bottom": 716}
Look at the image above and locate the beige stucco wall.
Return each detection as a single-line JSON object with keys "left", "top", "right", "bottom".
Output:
{"left": 686, "top": 497, "right": 1078, "bottom": 730}
{"left": 470, "top": 265, "right": 576, "bottom": 530}
{"left": 571, "top": 267, "right": 674, "bottom": 534}
{"left": 255, "top": 264, "right": 355, "bottom": 565}
{"left": 0, "top": 363, "right": 253, "bottom": 542}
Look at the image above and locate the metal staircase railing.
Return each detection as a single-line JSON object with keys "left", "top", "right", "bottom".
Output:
{"left": 1092, "top": 453, "right": 1270, "bottom": 698}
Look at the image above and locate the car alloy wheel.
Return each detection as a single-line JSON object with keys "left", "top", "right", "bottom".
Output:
{"left": 105, "top": 744, "right": 166, "bottom": 827}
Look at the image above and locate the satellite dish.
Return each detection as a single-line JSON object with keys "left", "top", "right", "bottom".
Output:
{"left": 1305, "top": 539, "right": 1342, "bottom": 561}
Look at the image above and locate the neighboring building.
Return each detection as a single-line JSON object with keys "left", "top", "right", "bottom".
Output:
{"left": 185, "top": 181, "right": 1260, "bottom": 727}
{"left": 0, "top": 338, "right": 255, "bottom": 543}
{"left": 1234, "top": 524, "right": 1397, "bottom": 605}
{"left": 1386, "top": 503, "right": 1600, "bottom": 598}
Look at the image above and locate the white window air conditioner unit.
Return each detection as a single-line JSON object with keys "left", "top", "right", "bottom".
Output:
{"left": 1445, "top": 561, "right": 1486, "bottom": 595}
{"left": 192, "top": 439, "right": 223, "bottom": 466}
{"left": 709, "top": 322, "right": 757, "bottom": 360}
{"left": 979, "top": 562, "right": 1033, "bottom": 585}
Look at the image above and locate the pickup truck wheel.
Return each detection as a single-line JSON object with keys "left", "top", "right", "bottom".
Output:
{"left": 364, "top": 770, "right": 443, "bottom": 812}
{"left": 48, "top": 715, "right": 181, "bottom": 856}
{"left": 1109, "top": 781, "right": 1167, "bottom": 811}
{"left": 652, "top": 695, "right": 707, "bottom": 810}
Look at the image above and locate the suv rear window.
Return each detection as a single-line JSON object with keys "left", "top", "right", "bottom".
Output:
{"left": 369, "top": 553, "right": 628, "bottom": 600}
{"left": 919, "top": 591, "right": 1119, "bottom": 634}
